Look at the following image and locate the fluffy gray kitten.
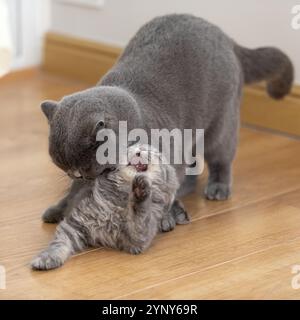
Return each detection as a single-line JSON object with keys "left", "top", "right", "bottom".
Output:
{"left": 40, "top": 14, "right": 293, "bottom": 224}
{"left": 32, "top": 145, "right": 189, "bottom": 270}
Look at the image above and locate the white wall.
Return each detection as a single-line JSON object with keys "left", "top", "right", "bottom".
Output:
{"left": 51, "top": 0, "right": 300, "bottom": 83}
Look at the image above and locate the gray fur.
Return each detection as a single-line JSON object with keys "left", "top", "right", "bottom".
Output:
{"left": 42, "top": 179, "right": 85, "bottom": 223}
{"left": 32, "top": 146, "right": 189, "bottom": 270}
{"left": 41, "top": 14, "right": 294, "bottom": 209}
{"left": 234, "top": 45, "right": 294, "bottom": 99}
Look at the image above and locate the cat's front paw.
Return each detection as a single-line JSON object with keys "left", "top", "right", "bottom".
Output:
{"left": 31, "top": 251, "right": 64, "bottom": 270}
{"left": 132, "top": 175, "right": 151, "bottom": 202}
{"left": 204, "top": 182, "right": 231, "bottom": 200}
{"left": 42, "top": 205, "right": 65, "bottom": 223}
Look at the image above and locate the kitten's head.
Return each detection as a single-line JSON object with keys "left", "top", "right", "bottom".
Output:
{"left": 117, "top": 144, "right": 179, "bottom": 193}
{"left": 41, "top": 86, "right": 142, "bottom": 180}
{"left": 118, "top": 144, "right": 165, "bottom": 180}
{"left": 95, "top": 144, "right": 179, "bottom": 209}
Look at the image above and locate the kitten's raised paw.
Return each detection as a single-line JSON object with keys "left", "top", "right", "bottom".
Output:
{"left": 171, "top": 200, "right": 190, "bottom": 225}
{"left": 132, "top": 175, "right": 151, "bottom": 202}
{"left": 31, "top": 251, "right": 64, "bottom": 270}
{"left": 204, "top": 182, "right": 231, "bottom": 200}
{"left": 42, "top": 205, "right": 64, "bottom": 223}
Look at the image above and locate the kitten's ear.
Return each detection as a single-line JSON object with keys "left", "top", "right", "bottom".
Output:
{"left": 41, "top": 100, "right": 58, "bottom": 121}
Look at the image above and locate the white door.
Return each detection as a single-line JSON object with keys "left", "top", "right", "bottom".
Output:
{"left": 7, "top": 0, "right": 51, "bottom": 70}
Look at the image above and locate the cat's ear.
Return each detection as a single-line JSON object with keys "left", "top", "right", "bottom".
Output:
{"left": 41, "top": 100, "right": 58, "bottom": 121}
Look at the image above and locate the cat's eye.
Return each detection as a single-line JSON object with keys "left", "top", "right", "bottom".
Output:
{"left": 93, "top": 120, "right": 106, "bottom": 138}
{"left": 97, "top": 120, "right": 105, "bottom": 129}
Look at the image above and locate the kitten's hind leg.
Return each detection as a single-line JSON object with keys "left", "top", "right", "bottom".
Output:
{"left": 31, "top": 221, "right": 86, "bottom": 270}
{"left": 170, "top": 199, "right": 190, "bottom": 225}
{"left": 160, "top": 200, "right": 190, "bottom": 232}
{"left": 160, "top": 212, "right": 176, "bottom": 232}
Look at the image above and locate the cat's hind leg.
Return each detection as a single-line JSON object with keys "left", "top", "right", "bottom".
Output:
{"left": 31, "top": 220, "right": 87, "bottom": 270}
{"left": 204, "top": 163, "right": 232, "bottom": 200}
{"left": 204, "top": 109, "right": 239, "bottom": 201}
{"left": 204, "top": 132, "right": 237, "bottom": 201}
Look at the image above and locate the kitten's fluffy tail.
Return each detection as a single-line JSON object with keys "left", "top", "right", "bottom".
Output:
{"left": 234, "top": 44, "right": 294, "bottom": 99}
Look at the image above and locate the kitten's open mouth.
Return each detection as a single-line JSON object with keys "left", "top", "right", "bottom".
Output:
{"left": 129, "top": 162, "right": 148, "bottom": 172}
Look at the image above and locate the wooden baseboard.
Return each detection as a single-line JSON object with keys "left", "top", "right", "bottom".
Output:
{"left": 43, "top": 32, "right": 300, "bottom": 137}
{"left": 241, "top": 86, "right": 300, "bottom": 136}
{"left": 43, "top": 32, "right": 122, "bottom": 83}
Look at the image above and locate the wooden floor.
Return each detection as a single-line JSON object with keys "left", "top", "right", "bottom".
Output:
{"left": 0, "top": 69, "right": 300, "bottom": 300}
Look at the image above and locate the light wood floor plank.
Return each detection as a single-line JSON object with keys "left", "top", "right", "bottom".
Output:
{"left": 120, "top": 237, "right": 300, "bottom": 300}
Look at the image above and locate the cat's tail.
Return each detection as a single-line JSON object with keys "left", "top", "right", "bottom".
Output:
{"left": 234, "top": 44, "right": 294, "bottom": 99}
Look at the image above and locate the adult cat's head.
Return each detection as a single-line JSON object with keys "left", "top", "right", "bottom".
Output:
{"left": 41, "top": 86, "right": 142, "bottom": 180}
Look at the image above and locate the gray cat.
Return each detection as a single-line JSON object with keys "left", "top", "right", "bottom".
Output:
{"left": 32, "top": 145, "right": 189, "bottom": 270}
{"left": 40, "top": 14, "right": 293, "bottom": 224}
